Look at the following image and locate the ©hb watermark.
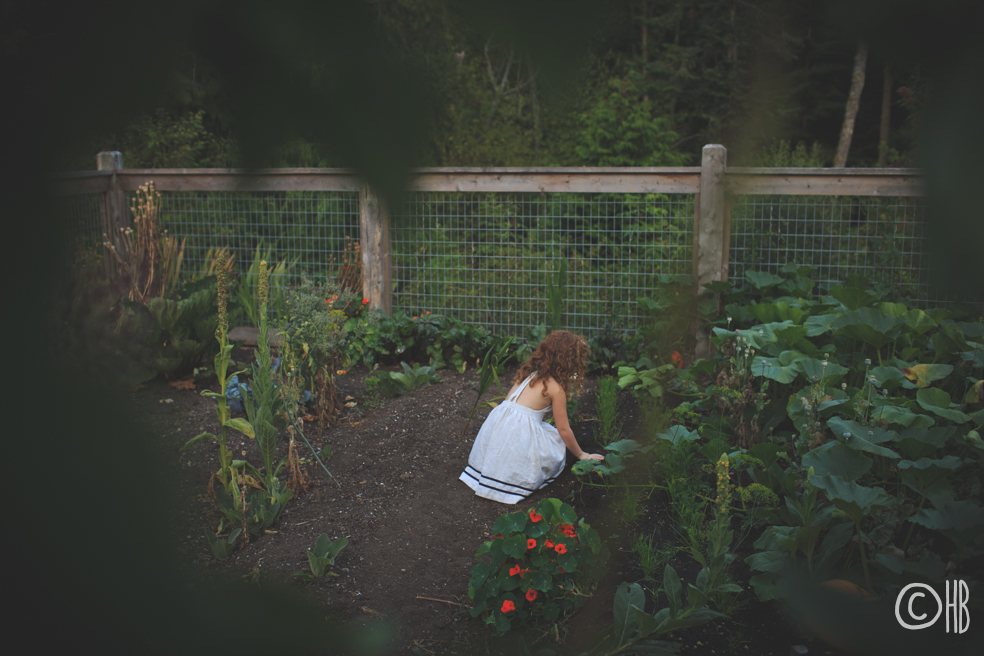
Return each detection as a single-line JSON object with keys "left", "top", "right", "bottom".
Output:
{"left": 895, "top": 580, "right": 970, "bottom": 633}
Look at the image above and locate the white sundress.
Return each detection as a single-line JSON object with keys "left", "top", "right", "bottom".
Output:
{"left": 459, "top": 373, "right": 567, "bottom": 504}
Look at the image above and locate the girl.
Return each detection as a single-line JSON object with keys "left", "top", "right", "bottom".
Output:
{"left": 460, "top": 330, "right": 604, "bottom": 504}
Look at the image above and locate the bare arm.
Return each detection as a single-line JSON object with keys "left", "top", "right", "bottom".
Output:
{"left": 547, "top": 378, "right": 603, "bottom": 461}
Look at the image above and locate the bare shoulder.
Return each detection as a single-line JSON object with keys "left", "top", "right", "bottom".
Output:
{"left": 541, "top": 375, "right": 566, "bottom": 398}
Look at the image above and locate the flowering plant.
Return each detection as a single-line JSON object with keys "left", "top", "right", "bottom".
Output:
{"left": 467, "top": 498, "right": 608, "bottom": 632}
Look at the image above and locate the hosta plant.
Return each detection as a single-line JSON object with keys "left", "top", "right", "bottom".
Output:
{"left": 467, "top": 498, "right": 609, "bottom": 632}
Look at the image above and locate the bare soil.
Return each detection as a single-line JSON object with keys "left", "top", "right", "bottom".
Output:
{"left": 146, "top": 363, "right": 846, "bottom": 656}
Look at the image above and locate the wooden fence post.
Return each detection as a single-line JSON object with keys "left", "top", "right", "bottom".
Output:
{"left": 359, "top": 183, "right": 392, "bottom": 316}
{"left": 97, "top": 151, "right": 127, "bottom": 280}
{"left": 694, "top": 144, "right": 729, "bottom": 359}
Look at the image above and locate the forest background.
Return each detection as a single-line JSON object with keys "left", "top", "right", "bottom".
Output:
{"left": 58, "top": 0, "right": 923, "bottom": 172}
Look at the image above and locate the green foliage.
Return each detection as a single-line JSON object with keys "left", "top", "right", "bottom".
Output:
{"left": 295, "top": 534, "right": 349, "bottom": 580}
{"left": 205, "top": 528, "right": 242, "bottom": 561}
{"left": 545, "top": 259, "right": 567, "bottom": 333}
{"left": 467, "top": 499, "right": 609, "bottom": 633}
{"left": 677, "top": 268, "right": 984, "bottom": 602}
{"left": 356, "top": 311, "right": 497, "bottom": 372}
{"left": 116, "top": 109, "right": 236, "bottom": 169}
{"left": 463, "top": 338, "right": 517, "bottom": 436}
{"left": 122, "top": 276, "right": 220, "bottom": 381}
{"left": 575, "top": 78, "right": 686, "bottom": 167}
{"left": 596, "top": 377, "right": 623, "bottom": 446}
{"left": 375, "top": 362, "right": 442, "bottom": 397}
{"left": 235, "top": 243, "right": 295, "bottom": 327}
{"left": 756, "top": 140, "right": 825, "bottom": 168}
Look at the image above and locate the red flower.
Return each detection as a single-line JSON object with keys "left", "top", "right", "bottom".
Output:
{"left": 501, "top": 600, "right": 515, "bottom": 613}
{"left": 525, "top": 589, "right": 537, "bottom": 602}
{"left": 509, "top": 564, "right": 521, "bottom": 577}
{"left": 527, "top": 539, "right": 536, "bottom": 550}
{"left": 425, "top": 310, "right": 431, "bottom": 315}
{"left": 529, "top": 510, "right": 542, "bottom": 523}
{"left": 559, "top": 567, "right": 567, "bottom": 573}
{"left": 671, "top": 351, "right": 684, "bottom": 368}
{"left": 362, "top": 298, "right": 369, "bottom": 304}
{"left": 544, "top": 539, "right": 554, "bottom": 548}
{"left": 493, "top": 534, "right": 504, "bottom": 539}
{"left": 554, "top": 544, "right": 567, "bottom": 555}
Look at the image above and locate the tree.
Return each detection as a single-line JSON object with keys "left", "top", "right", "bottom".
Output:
{"left": 833, "top": 41, "right": 868, "bottom": 167}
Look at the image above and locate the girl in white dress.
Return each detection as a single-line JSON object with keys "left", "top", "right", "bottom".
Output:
{"left": 460, "top": 330, "right": 605, "bottom": 504}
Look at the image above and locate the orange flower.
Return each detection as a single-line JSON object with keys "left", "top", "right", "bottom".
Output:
{"left": 529, "top": 510, "right": 542, "bottom": 523}
{"left": 336, "top": 370, "right": 346, "bottom": 375}
{"left": 425, "top": 310, "right": 431, "bottom": 314}
{"left": 501, "top": 600, "right": 515, "bottom": 613}
{"left": 509, "top": 564, "right": 521, "bottom": 577}
{"left": 525, "top": 589, "right": 537, "bottom": 602}
{"left": 554, "top": 544, "right": 567, "bottom": 555}
{"left": 671, "top": 351, "right": 684, "bottom": 368}
{"left": 544, "top": 539, "right": 554, "bottom": 548}
{"left": 362, "top": 298, "right": 369, "bottom": 305}
{"left": 527, "top": 539, "right": 536, "bottom": 550}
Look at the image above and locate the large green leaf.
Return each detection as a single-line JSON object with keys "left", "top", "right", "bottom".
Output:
{"left": 223, "top": 418, "right": 255, "bottom": 439}
{"left": 901, "top": 364, "right": 953, "bottom": 388}
{"left": 801, "top": 442, "right": 872, "bottom": 481}
{"left": 808, "top": 474, "right": 891, "bottom": 523}
{"left": 900, "top": 469, "right": 956, "bottom": 509}
{"left": 869, "top": 366, "right": 918, "bottom": 391}
{"left": 909, "top": 500, "right": 984, "bottom": 550}
{"left": 795, "top": 358, "right": 849, "bottom": 386}
{"left": 804, "top": 313, "right": 840, "bottom": 337}
{"left": 747, "top": 301, "right": 805, "bottom": 325}
{"left": 916, "top": 387, "right": 971, "bottom": 423}
{"left": 897, "top": 455, "right": 965, "bottom": 470}
{"left": 905, "top": 309, "right": 938, "bottom": 334}
{"left": 745, "top": 270, "right": 785, "bottom": 290}
{"left": 752, "top": 350, "right": 808, "bottom": 384}
{"left": 870, "top": 401, "right": 936, "bottom": 428}
{"left": 832, "top": 308, "right": 906, "bottom": 349}
{"left": 613, "top": 582, "right": 645, "bottom": 643}
{"left": 655, "top": 425, "right": 700, "bottom": 445}
{"left": 829, "top": 285, "right": 877, "bottom": 311}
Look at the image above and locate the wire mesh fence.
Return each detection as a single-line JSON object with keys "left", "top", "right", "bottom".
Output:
{"left": 728, "top": 194, "right": 941, "bottom": 304}
{"left": 391, "top": 192, "right": 695, "bottom": 338}
{"left": 153, "top": 191, "right": 360, "bottom": 280}
{"left": 61, "top": 172, "right": 963, "bottom": 339}
{"left": 55, "top": 193, "right": 103, "bottom": 253}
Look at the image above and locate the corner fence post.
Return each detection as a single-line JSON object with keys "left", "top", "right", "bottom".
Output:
{"left": 97, "top": 151, "right": 126, "bottom": 281}
{"left": 694, "top": 144, "right": 728, "bottom": 359}
{"left": 359, "top": 182, "right": 392, "bottom": 316}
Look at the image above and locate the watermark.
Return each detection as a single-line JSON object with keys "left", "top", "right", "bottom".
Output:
{"left": 895, "top": 580, "right": 970, "bottom": 633}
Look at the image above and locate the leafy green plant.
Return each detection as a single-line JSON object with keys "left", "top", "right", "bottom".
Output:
{"left": 180, "top": 254, "right": 249, "bottom": 528}
{"left": 586, "top": 576, "right": 723, "bottom": 656}
{"left": 281, "top": 273, "right": 370, "bottom": 423}
{"left": 631, "top": 532, "right": 677, "bottom": 581}
{"left": 376, "top": 361, "right": 442, "bottom": 397}
{"left": 617, "top": 359, "right": 677, "bottom": 400}
{"left": 205, "top": 528, "right": 242, "bottom": 561}
{"left": 467, "top": 498, "right": 609, "bottom": 633}
{"left": 354, "top": 311, "right": 497, "bottom": 372}
{"left": 462, "top": 337, "right": 516, "bottom": 436}
{"left": 596, "top": 377, "right": 623, "bottom": 446}
{"left": 235, "top": 242, "right": 295, "bottom": 326}
{"left": 545, "top": 258, "right": 567, "bottom": 333}
{"left": 294, "top": 534, "right": 349, "bottom": 580}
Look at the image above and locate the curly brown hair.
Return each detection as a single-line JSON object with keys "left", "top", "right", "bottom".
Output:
{"left": 512, "top": 330, "right": 589, "bottom": 399}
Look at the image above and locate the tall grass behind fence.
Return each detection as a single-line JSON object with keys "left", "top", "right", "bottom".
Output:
{"left": 153, "top": 191, "right": 360, "bottom": 280}
{"left": 729, "top": 194, "right": 936, "bottom": 303}
{"left": 391, "top": 192, "right": 695, "bottom": 337}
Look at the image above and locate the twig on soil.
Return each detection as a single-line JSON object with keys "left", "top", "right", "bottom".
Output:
{"left": 416, "top": 596, "right": 464, "bottom": 606}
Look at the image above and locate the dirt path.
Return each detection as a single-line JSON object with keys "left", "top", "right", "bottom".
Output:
{"left": 158, "top": 365, "right": 592, "bottom": 654}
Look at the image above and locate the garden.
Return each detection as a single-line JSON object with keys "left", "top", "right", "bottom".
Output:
{"left": 67, "top": 183, "right": 983, "bottom": 656}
